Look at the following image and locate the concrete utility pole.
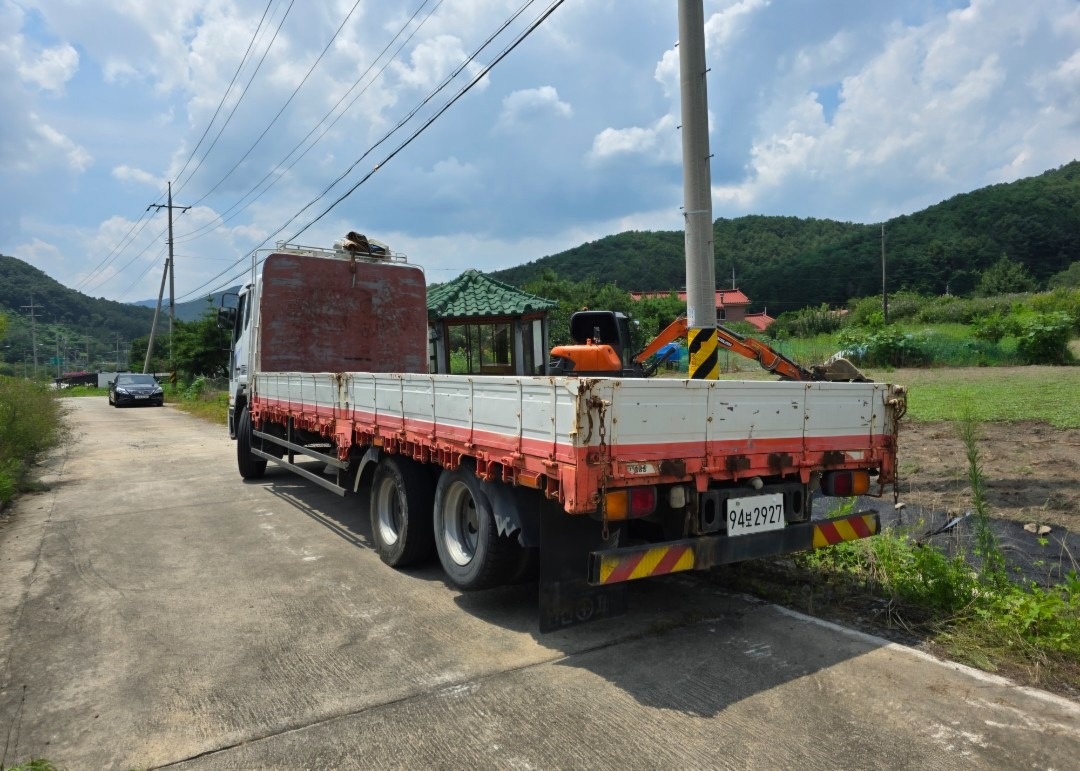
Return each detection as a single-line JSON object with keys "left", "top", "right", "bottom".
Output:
{"left": 20, "top": 295, "right": 43, "bottom": 379}
{"left": 146, "top": 181, "right": 191, "bottom": 375}
{"left": 144, "top": 258, "right": 169, "bottom": 374}
{"left": 881, "top": 223, "right": 889, "bottom": 324}
{"left": 678, "top": 0, "right": 718, "bottom": 380}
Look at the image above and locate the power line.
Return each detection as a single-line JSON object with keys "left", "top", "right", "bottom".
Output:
{"left": 171, "top": 0, "right": 278, "bottom": 189}
{"left": 288, "top": 0, "right": 566, "bottom": 243}
{"left": 114, "top": 244, "right": 168, "bottom": 300}
{"left": 277, "top": 0, "right": 541, "bottom": 242}
{"left": 81, "top": 222, "right": 169, "bottom": 295}
{"left": 182, "top": 0, "right": 367, "bottom": 210}
{"left": 173, "top": 0, "right": 296, "bottom": 198}
{"left": 77, "top": 1, "right": 279, "bottom": 296}
{"left": 73, "top": 202, "right": 163, "bottom": 292}
{"left": 176, "top": 0, "right": 545, "bottom": 302}
{"left": 173, "top": 0, "right": 441, "bottom": 244}
{"left": 176, "top": 0, "right": 564, "bottom": 304}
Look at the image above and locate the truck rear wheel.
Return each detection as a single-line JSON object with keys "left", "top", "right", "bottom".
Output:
{"left": 370, "top": 457, "right": 434, "bottom": 567}
{"left": 236, "top": 408, "right": 267, "bottom": 480}
{"left": 434, "top": 465, "right": 517, "bottom": 591}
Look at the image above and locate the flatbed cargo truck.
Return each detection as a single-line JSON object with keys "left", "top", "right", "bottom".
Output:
{"left": 222, "top": 237, "right": 905, "bottom": 630}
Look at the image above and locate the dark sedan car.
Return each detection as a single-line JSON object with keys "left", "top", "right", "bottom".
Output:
{"left": 108, "top": 373, "right": 165, "bottom": 407}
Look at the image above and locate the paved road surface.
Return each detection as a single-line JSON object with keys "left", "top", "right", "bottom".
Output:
{"left": 1, "top": 398, "right": 1077, "bottom": 769}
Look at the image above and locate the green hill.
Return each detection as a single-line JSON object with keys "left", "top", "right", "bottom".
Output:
{"left": 493, "top": 161, "right": 1080, "bottom": 312}
{"left": 0, "top": 256, "right": 155, "bottom": 371}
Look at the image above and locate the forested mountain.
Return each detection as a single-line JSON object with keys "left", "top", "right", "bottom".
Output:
{"left": 0, "top": 253, "right": 240, "bottom": 372}
{"left": 2, "top": 161, "right": 1077, "bottom": 371}
{"left": 493, "top": 161, "right": 1080, "bottom": 312}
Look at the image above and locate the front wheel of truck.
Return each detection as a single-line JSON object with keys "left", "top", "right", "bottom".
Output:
{"left": 434, "top": 465, "right": 517, "bottom": 591}
{"left": 236, "top": 408, "right": 267, "bottom": 480}
{"left": 370, "top": 457, "right": 434, "bottom": 567}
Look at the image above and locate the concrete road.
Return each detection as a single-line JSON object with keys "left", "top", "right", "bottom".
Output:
{"left": 1, "top": 398, "right": 1077, "bottom": 770}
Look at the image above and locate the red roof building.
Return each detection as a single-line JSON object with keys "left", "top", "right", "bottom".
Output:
{"left": 629, "top": 288, "right": 753, "bottom": 322}
{"left": 744, "top": 311, "right": 776, "bottom": 331}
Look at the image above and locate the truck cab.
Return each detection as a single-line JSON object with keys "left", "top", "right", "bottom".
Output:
{"left": 219, "top": 281, "right": 256, "bottom": 438}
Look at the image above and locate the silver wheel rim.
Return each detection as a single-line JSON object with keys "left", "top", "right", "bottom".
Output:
{"left": 443, "top": 480, "right": 479, "bottom": 567}
{"left": 374, "top": 474, "right": 402, "bottom": 547}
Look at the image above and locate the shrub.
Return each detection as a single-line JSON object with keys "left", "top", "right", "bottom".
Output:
{"left": 845, "top": 296, "right": 888, "bottom": 328}
{"left": 1028, "top": 288, "right": 1080, "bottom": 333}
{"left": 971, "top": 312, "right": 1015, "bottom": 343}
{"left": 771, "top": 303, "right": 844, "bottom": 338}
{"left": 838, "top": 326, "right": 930, "bottom": 367}
{"left": 1015, "top": 312, "right": 1075, "bottom": 365}
{"left": 0, "top": 377, "right": 65, "bottom": 504}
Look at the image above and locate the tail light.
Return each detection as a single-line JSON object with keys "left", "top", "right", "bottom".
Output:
{"left": 604, "top": 486, "right": 657, "bottom": 519}
{"left": 821, "top": 470, "right": 871, "bottom": 497}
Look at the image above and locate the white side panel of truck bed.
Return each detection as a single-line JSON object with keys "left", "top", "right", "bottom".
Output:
{"left": 255, "top": 373, "right": 891, "bottom": 454}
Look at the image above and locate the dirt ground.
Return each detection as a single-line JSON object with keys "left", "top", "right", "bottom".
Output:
{"left": 898, "top": 420, "right": 1080, "bottom": 533}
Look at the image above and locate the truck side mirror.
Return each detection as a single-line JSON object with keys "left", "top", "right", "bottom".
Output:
{"left": 217, "top": 307, "right": 237, "bottom": 330}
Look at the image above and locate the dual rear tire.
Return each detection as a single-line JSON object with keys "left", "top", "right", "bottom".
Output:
{"left": 370, "top": 457, "right": 434, "bottom": 567}
{"left": 368, "top": 457, "right": 530, "bottom": 590}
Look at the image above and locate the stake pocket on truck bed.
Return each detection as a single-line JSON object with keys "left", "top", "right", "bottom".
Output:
{"left": 223, "top": 236, "right": 905, "bottom": 631}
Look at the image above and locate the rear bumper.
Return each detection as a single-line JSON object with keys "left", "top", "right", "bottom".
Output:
{"left": 588, "top": 511, "right": 880, "bottom": 586}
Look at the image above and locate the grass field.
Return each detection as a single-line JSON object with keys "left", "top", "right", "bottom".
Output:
{"left": 868, "top": 366, "right": 1080, "bottom": 428}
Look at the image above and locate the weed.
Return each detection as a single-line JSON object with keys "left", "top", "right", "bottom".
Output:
{"left": 5, "top": 759, "right": 59, "bottom": 771}
{"left": 0, "top": 377, "right": 66, "bottom": 504}
{"left": 781, "top": 414, "right": 1080, "bottom": 690}
{"left": 958, "top": 410, "right": 1007, "bottom": 585}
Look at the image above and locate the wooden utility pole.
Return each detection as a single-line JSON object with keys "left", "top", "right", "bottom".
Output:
{"left": 146, "top": 181, "right": 191, "bottom": 375}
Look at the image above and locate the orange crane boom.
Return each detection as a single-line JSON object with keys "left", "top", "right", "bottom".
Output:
{"left": 634, "top": 315, "right": 824, "bottom": 381}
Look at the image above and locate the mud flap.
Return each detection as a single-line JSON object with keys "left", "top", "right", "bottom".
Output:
{"left": 538, "top": 507, "right": 626, "bottom": 632}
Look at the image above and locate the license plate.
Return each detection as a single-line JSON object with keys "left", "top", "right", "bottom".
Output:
{"left": 135, "top": 395, "right": 149, "bottom": 399}
{"left": 726, "top": 493, "right": 785, "bottom": 536}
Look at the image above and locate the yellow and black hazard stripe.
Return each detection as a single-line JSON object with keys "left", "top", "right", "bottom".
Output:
{"left": 687, "top": 326, "right": 719, "bottom": 379}
{"left": 812, "top": 513, "right": 879, "bottom": 548}
{"left": 596, "top": 544, "right": 695, "bottom": 585}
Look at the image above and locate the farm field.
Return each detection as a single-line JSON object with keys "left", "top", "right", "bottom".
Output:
{"left": 870, "top": 366, "right": 1080, "bottom": 531}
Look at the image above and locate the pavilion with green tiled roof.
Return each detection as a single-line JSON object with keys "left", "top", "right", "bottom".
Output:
{"left": 426, "top": 270, "right": 558, "bottom": 376}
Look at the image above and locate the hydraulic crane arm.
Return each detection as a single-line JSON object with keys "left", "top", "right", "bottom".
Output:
{"left": 633, "top": 315, "right": 815, "bottom": 381}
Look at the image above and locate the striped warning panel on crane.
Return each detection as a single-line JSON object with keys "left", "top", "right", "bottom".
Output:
{"left": 812, "top": 513, "right": 879, "bottom": 548}
{"left": 596, "top": 544, "right": 696, "bottom": 585}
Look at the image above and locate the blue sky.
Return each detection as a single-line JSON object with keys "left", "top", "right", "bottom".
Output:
{"left": 1, "top": 0, "right": 1078, "bottom": 303}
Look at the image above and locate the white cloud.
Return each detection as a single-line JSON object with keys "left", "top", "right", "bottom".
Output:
{"left": 496, "top": 86, "right": 571, "bottom": 130}
{"left": 17, "top": 41, "right": 78, "bottom": 92}
{"left": 112, "top": 165, "right": 162, "bottom": 187}
{"left": 589, "top": 114, "right": 678, "bottom": 162}
{"left": 391, "top": 34, "right": 483, "bottom": 91}
{"left": 1, "top": 0, "right": 1077, "bottom": 303}
{"left": 696, "top": 0, "right": 1080, "bottom": 219}
{"left": 12, "top": 236, "right": 63, "bottom": 272}
{"left": 27, "top": 113, "right": 92, "bottom": 172}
